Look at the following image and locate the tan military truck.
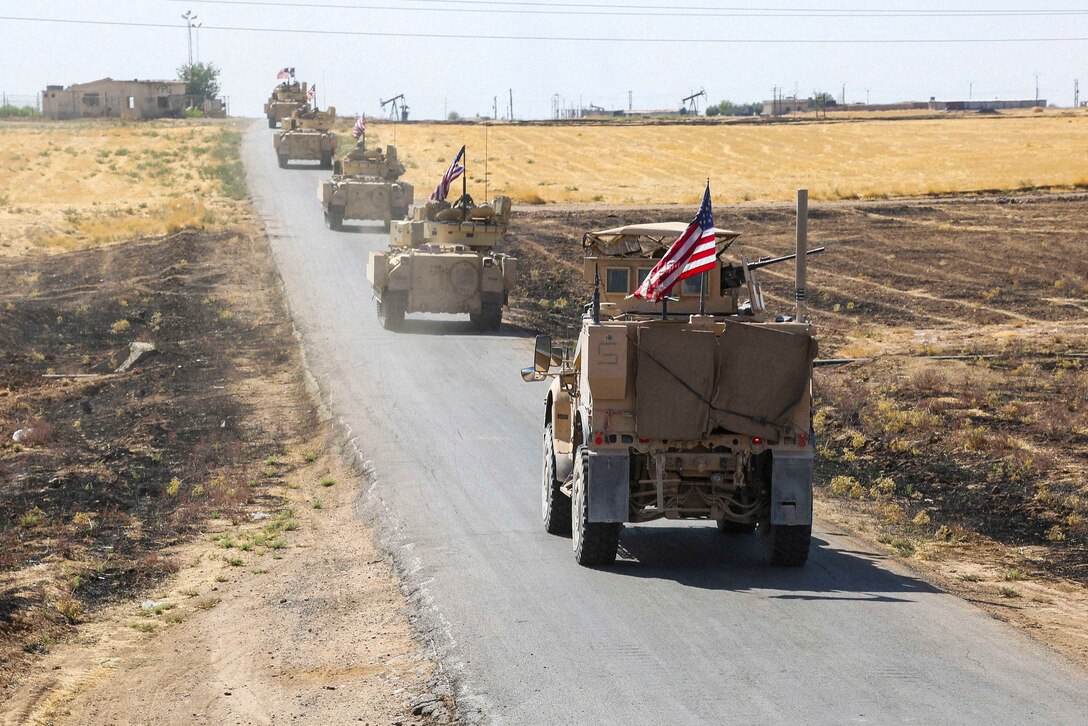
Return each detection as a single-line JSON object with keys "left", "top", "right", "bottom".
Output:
{"left": 263, "top": 81, "right": 310, "bottom": 128}
{"left": 523, "top": 220, "right": 823, "bottom": 567}
{"left": 318, "top": 144, "right": 414, "bottom": 231}
{"left": 273, "top": 107, "right": 337, "bottom": 169}
{"left": 366, "top": 195, "right": 517, "bottom": 331}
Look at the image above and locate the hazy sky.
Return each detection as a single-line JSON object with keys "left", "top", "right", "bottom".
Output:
{"left": 2, "top": 1, "right": 1086, "bottom": 119}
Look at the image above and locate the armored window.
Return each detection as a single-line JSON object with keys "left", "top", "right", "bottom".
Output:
{"left": 681, "top": 273, "right": 705, "bottom": 296}
{"left": 82, "top": 93, "right": 100, "bottom": 107}
{"left": 606, "top": 268, "right": 629, "bottom": 294}
{"left": 157, "top": 96, "right": 170, "bottom": 110}
{"left": 636, "top": 268, "right": 652, "bottom": 286}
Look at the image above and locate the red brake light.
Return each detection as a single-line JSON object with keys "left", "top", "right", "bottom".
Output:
{"left": 594, "top": 432, "right": 604, "bottom": 446}
{"left": 799, "top": 433, "right": 808, "bottom": 447}
{"left": 752, "top": 437, "right": 763, "bottom": 446}
{"left": 638, "top": 438, "right": 649, "bottom": 444}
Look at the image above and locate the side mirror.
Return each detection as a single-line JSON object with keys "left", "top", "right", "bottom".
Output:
{"left": 533, "top": 334, "right": 553, "bottom": 374}
{"left": 521, "top": 367, "right": 546, "bottom": 382}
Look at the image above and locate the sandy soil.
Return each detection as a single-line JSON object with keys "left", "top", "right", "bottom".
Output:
{"left": 345, "top": 109, "right": 1088, "bottom": 206}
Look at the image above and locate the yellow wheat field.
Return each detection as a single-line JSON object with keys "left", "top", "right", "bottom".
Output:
{"left": 356, "top": 110, "right": 1088, "bottom": 207}
{"left": 0, "top": 119, "right": 248, "bottom": 257}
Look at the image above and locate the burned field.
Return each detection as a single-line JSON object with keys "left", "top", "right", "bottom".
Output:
{"left": 506, "top": 194, "right": 1088, "bottom": 586}
{"left": 0, "top": 229, "right": 314, "bottom": 682}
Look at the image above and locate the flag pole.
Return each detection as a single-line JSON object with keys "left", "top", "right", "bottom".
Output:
{"left": 699, "top": 178, "right": 711, "bottom": 316}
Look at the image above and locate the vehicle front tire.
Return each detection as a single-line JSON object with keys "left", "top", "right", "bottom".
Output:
{"left": 267, "top": 117, "right": 276, "bottom": 129}
{"left": 762, "top": 523, "right": 811, "bottom": 566}
{"left": 571, "top": 447, "right": 621, "bottom": 566}
{"left": 320, "top": 151, "right": 333, "bottom": 170}
{"left": 542, "top": 424, "right": 572, "bottom": 535}
{"left": 277, "top": 154, "right": 288, "bottom": 169}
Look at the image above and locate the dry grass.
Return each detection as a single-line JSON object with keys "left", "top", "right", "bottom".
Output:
{"left": 0, "top": 118, "right": 249, "bottom": 257}
{"left": 349, "top": 109, "right": 1088, "bottom": 206}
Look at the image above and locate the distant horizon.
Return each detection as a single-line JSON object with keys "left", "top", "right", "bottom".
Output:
{"left": 2, "top": 0, "right": 1085, "bottom": 120}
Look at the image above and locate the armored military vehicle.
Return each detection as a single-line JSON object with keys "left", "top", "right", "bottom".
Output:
{"left": 366, "top": 195, "right": 517, "bottom": 331}
{"left": 273, "top": 106, "right": 337, "bottom": 169}
{"left": 318, "top": 143, "right": 414, "bottom": 231}
{"left": 263, "top": 81, "right": 310, "bottom": 128}
{"left": 523, "top": 213, "right": 823, "bottom": 567}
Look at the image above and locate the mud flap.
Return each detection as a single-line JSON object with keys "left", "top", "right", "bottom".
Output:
{"left": 770, "top": 450, "right": 813, "bottom": 526}
{"left": 588, "top": 451, "right": 629, "bottom": 523}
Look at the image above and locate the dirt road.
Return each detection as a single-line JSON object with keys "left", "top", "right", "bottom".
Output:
{"left": 242, "top": 120, "right": 1088, "bottom": 723}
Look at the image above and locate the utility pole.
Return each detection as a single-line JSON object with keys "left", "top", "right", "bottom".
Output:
{"left": 866, "top": 88, "right": 870, "bottom": 105}
{"left": 180, "top": 10, "right": 197, "bottom": 66}
{"left": 194, "top": 22, "right": 202, "bottom": 62}
{"left": 841, "top": 83, "right": 845, "bottom": 105}
{"left": 493, "top": 96, "right": 497, "bottom": 120}
{"left": 969, "top": 81, "right": 973, "bottom": 101}
{"left": 509, "top": 88, "right": 513, "bottom": 121}
{"left": 1035, "top": 73, "right": 1040, "bottom": 103}
{"left": 628, "top": 90, "right": 632, "bottom": 111}
{"left": 1076, "top": 79, "right": 1081, "bottom": 108}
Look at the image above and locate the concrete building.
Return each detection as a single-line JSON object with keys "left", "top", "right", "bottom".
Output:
{"left": 42, "top": 78, "right": 188, "bottom": 120}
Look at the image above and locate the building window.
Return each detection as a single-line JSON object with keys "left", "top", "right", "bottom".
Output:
{"left": 157, "top": 96, "right": 170, "bottom": 110}
{"left": 637, "top": 268, "right": 651, "bottom": 287}
{"left": 127, "top": 97, "right": 135, "bottom": 110}
{"left": 82, "top": 93, "right": 100, "bottom": 107}
{"left": 606, "top": 268, "right": 629, "bottom": 294}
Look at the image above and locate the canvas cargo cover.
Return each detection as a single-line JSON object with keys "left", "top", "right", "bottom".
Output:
{"left": 710, "top": 321, "right": 816, "bottom": 438}
{"left": 634, "top": 326, "right": 716, "bottom": 440}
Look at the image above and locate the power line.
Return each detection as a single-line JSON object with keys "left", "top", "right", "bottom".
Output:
{"left": 170, "top": 0, "right": 1088, "bottom": 19}
{"left": 4, "top": 15, "right": 1088, "bottom": 44}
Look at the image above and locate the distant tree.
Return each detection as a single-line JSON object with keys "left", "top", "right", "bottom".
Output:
{"left": 447, "top": 111, "right": 461, "bottom": 121}
{"left": 706, "top": 100, "right": 763, "bottom": 117}
{"left": 177, "top": 62, "right": 221, "bottom": 100}
{"left": 812, "top": 92, "right": 837, "bottom": 107}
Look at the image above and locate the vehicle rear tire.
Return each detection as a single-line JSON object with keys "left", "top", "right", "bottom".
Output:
{"left": 571, "top": 447, "right": 621, "bottom": 566}
{"left": 277, "top": 154, "right": 288, "bottom": 169}
{"left": 320, "top": 151, "right": 333, "bottom": 170}
{"left": 267, "top": 117, "right": 277, "bottom": 129}
{"left": 382, "top": 218, "right": 392, "bottom": 232}
{"left": 324, "top": 206, "right": 344, "bottom": 231}
{"left": 377, "top": 291, "right": 405, "bottom": 331}
{"left": 471, "top": 303, "right": 502, "bottom": 331}
{"left": 761, "top": 523, "right": 811, "bottom": 566}
{"left": 542, "top": 425, "right": 572, "bottom": 535}
{"left": 716, "top": 518, "right": 757, "bottom": 534}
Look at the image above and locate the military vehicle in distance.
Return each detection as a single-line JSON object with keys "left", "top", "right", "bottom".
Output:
{"left": 263, "top": 81, "right": 310, "bottom": 129}
{"left": 523, "top": 219, "right": 822, "bottom": 567}
{"left": 367, "top": 195, "right": 517, "bottom": 331}
{"left": 318, "top": 143, "right": 414, "bottom": 231}
{"left": 273, "top": 106, "right": 337, "bottom": 169}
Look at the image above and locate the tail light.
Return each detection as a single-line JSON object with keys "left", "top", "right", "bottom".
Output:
{"left": 594, "top": 432, "right": 604, "bottom": 446}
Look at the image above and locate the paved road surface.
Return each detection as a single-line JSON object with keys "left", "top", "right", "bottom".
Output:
{"left": 243, "top": 122, "right": 1088, "bottom": 724}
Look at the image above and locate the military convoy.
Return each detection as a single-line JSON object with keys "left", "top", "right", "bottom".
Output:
{"left": 263, "top": 81, "right": 310, "bottom": 128}
{"left": 273, "top": 106, "right": 338, "bottom": 169}
{"left": 318, "top": 143, "right": 414, "bottom": 231}
{"left": 366, "top": 195, "right": 517, "bottom": 331}
{"left": 523, "top": 220, "right": 822, "bottom": 567}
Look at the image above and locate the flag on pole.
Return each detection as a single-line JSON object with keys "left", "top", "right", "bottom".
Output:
{"left": 429, "top": 145, "right": 466, "bottom": 202}
{"left": 306, "top": 84, "right": 316, "bottom": 101}
{"left": 632, "top": 182, "right": 718, "bottom": 302}
{"left": 352, "top": 114, "right": 366, "bottom": 140}
{"left": 276, "top": 67, "right": 292, "bottom": 80}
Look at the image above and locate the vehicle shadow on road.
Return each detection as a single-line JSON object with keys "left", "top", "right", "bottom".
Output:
{"left": 610, "top": 526, "right": 939, "bottom": 601}
{"left": 395, "top": 318, "right": 538, "bottom": 339}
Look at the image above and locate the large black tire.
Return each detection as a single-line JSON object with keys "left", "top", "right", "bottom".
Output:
{"left": 542, "top": 425, "right": 571, "bottom": 535}
{"left": 324, "top": 206, "right": 344, "bottom": 231}
{"left": 277, "top": 154, "right": 288, "bottom": 169}
{"left": 320, "top": 150, "right": 333, "bottom": 170}
{"left": 377, "top": 291, "right": 405, "bottom": 331}
{"left": 762, "top": 523, "right": 811, "bottom": 566}
{"left": 382, "top": 217, "right": 392, "bottom": 232}
{"left": 392, "top": 205, "right": 409, "bottom": 222}
{"left": 267, "top": 117, "right": 277, "bottom": 129}
{"left": 471, "top": 303, "right": 503, "bottom": 331}
{"left": 716, "top": 518, "right": 757, "bottom": 534}
{"left": 571, "top": 447, "right": 622, "bottom": 566}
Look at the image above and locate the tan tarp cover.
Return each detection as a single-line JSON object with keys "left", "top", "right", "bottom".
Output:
{"left": 710, "top": 321, "right": 816, "bottom": 439}
{"left": 634, "top": 326, "right": 717, "bottom": 440}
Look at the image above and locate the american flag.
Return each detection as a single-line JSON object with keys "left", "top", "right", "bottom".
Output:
{"left": 276, "top": 67, "right": 294, "bottom": 80}
{"left": 632, "top": 182, "right": 717, "bottom": 302}
{"left": 429, "top": 145, "right": 466, "bottom": 202}
{"left": 352, "top": 114, "right": 366, "bottom": 140}
{"left": 306, "top": 84, "right": 316, "bottom": 101}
